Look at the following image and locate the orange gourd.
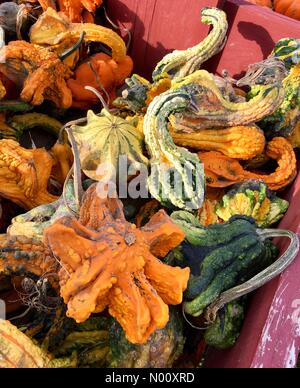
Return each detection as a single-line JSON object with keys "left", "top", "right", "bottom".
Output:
{"left": 274, "top": 0, "right": 300, "bottom": 21}
{"left": 200, "top": 137, "right": 297, "bottom": 191}
{"left": 67, "top": 53, "right": 133, "bottom": 109}
{"left": 44, "top": 184, "right": 189, "bottom": 344}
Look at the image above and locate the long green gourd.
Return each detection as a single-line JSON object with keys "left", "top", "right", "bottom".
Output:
{"left": 144, "top": 86, "right": 205, "bottom": 211}
{"left": 152, "top": 7, "right": 228, "bottom": 81}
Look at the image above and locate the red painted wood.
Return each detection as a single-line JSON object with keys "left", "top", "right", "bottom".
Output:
{"left": 209, "top": 0, "right": 300, "bottom": 77}
{"left": 107, "top": 0, "right": 300, "bottom": 368}
{"left": 106, "top": 0, "right": 225, "bottom": 79}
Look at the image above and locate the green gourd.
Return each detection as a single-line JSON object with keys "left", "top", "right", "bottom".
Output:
{"left": 152, "top": 7, "right": 228, "bottom": 81}
{"left": 171, "top": 212, "right": 299, "bottom": 319}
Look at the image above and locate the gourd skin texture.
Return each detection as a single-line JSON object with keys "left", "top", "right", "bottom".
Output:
{"left": 44, "top": 184, "right": 189, "bottom": 344}
{"left": 216, "top": 180, "right": 289, "bottom": 228}
{"left": 250, "top": 64, "right": 300, "bottom": 138}
{"left": 171, "top": 125, "right": 265, "bottom": 160}
{"left": 273, "top": 38, "right": 300, "bottom": 70}
{"left": 153, "top": 8, "right": 228, "bottom": 81}
{"left": 144, "top": 85, "right": 205, "bottom": 211}
{"left": 0, "top": 41, "right": 73, "bottom": 108}
{"left": 0, "top": 139, "right": 58, "bottom": 210}
{"left": 200, "top": 137, "right": 297, "bottom": 191}
{"left": 29, "top": 8, "right": 127, "bottom": 63}
{"left": 171, "top": 213, "right": 278, "bottom": 317}
{"left": 170, "top": 71, "right": 285, "bottom": 131}
{"left": 204, "top": 301, "right": 244, "bottom": 349}
{"left": 108, "top": 307, "right": 185, "bottom": 368}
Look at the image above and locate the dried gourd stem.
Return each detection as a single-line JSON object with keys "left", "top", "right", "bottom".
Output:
{"left": 16, "top": 4, "right": 27, "bottom": 40}
{"left": 84, "top": 85, "right": 110, "bottom": 111}
{"left": 182, "top": 304, "right": 208, "bottom": 331}
{"left": 86, "top": 60, "right": 111, "bottom": 106}
{"left": 10, "top": 306, "right": 32, "bottom": 321}
{"left": 59, "top": 31, "right": 86, "bottom": 62}
{"left": 65, "top": 127, "right": 84, "bottom": 208}
{"left": 58, "top": 118, "right": 88, "bottom": 144}
{"left": 62, "top": 165, "right": 79, "bottom": 218}
{"left": 103, "top": 6, "right": 132, "bottom": 51}
{"left": 237, "top": 57, "right": 288, "bottom": 87}
{"left": 205, "top": 229, "right": 299, "bottom": 323}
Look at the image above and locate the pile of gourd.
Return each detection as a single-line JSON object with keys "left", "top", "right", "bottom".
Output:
{"left": 0, "top": 2, "right": 299, "bottom": 368}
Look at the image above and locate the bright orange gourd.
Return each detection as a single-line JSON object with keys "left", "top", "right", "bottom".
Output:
{"left": 274, "top": 0, "right": 300, "bottom": 21}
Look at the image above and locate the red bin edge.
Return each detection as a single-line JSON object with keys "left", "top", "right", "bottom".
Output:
{"left": 106, "top": 0, "right": 300, "bottom": 368}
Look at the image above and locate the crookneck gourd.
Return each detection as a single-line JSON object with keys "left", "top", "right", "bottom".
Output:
{"left": 171, "top": 212, "right": 299, "bottom": 321}
{"left": 71, "top": 109, "right": 148, "bottom": 181}
{"left": 152, "top": 7, "right": 228, "bottom": 81}
{"left": 171, "top": 125, "right": 266, "bottom": 160}
{"left": 169, "top": 71, "right": 285, "bottom": 131}
{"left": 29, "top": 8, "right": 127, "bottom": 63}
{"left": 144, "top": 84, "right": 205, "bottom": 211}
{"left": 0, "top": 139, "right": 59, "bottom": 209}
{"left": 216, "top": 180, "right": 289, "bottom": 228}
{"left": 0, "top": 181, "right": 77, "bottom": 280}
{"left": 0, "top": 40, "right": 73, "bottom": 108}
{"left": 200, "top": 137, "right": 297, "bottom": 191}
{"left": 44, "top": 184, "right": 190, "bottom": 344}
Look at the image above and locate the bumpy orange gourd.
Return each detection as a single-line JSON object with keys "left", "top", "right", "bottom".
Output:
{"left": 57, "top": 0, "right": 103, "bottom": 22}
{"left": 0, "top": 41, "right": 73, "bottom": 108}
{"left": 0, "top": 139, "right": 58, "bottom": 209}
{"left": 67, "top": 53, "right": 133, "bottom": 109}
{"left": 44, "top": 184, "right": 190, "bottom": 344}
{"left": 171, "top": 126, "right": 266, "bottom": 160}
{"left": 200, "top": 137, "right": 297, "bottom": 191}
{"left": 274, "top": 0, "right": 300, "bottom": 21}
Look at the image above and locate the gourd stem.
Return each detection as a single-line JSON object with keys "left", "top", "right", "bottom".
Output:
{"left": 182, "top": 304, "right": 208, "bottom": 331}
{"left": 59, "top": 31, "right": 86, "bottom": 62}
{"left": 103, "top": 6, "right": 132, "bottom": 51}
{"left": 205, "top": 229, "right": 300, "bottom": 323}
{"left": 62, "top": 166, "right": 79, "bottom": 218}
{"left": 58, "top": 118, "right": 88, "bottom": 144}
{"left": 65, "top": 128, "right": 84, "bottom": 208}
{"left": 85, "top": 62, "right": 111, "bottom": 106}
{"left": 84, "top": 86, "right": 110, "bottom": 111}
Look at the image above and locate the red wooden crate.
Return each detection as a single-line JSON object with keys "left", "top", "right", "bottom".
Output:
{"left": 107, "top": 0, "right": 300, "bottom": 368}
